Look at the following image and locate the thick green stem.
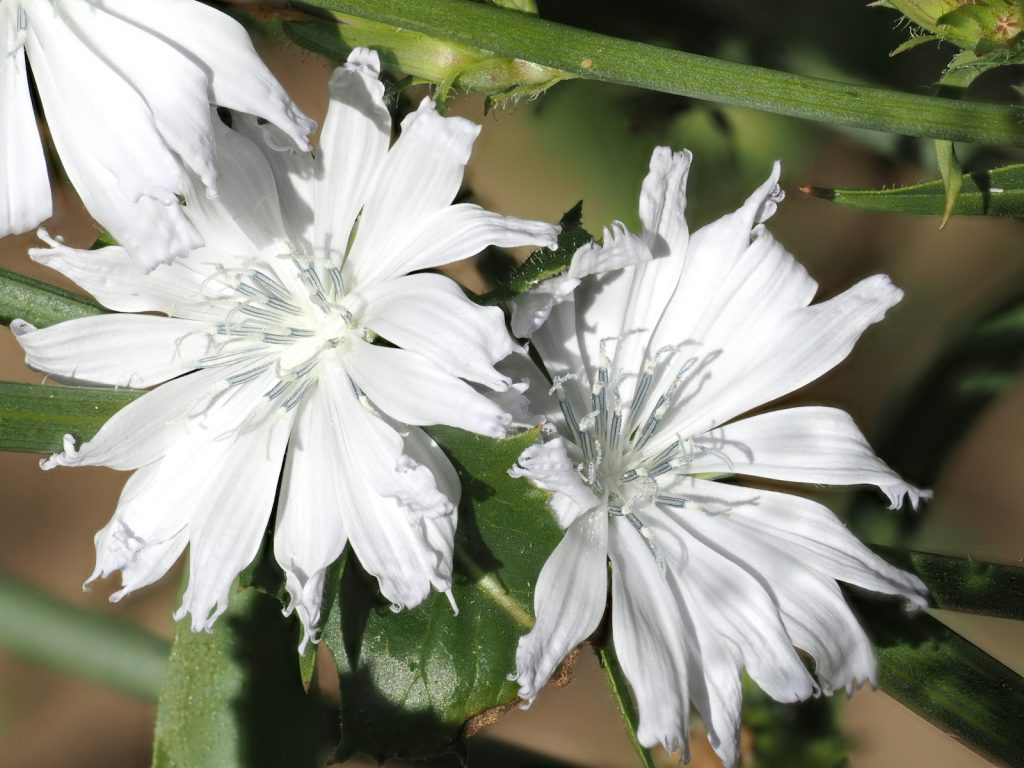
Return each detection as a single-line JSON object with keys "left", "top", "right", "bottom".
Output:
{"left": 298, "top": 0, "right": 1024, "bottom": 146}
{"left": 0, "top": 573, "right": 168, "bottom": 699}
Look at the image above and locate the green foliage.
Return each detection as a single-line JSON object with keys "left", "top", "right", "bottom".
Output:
{"left": 299, "top": 0, "right": 1024, "bottom": 146}
{"left": 318, "top": 426, "right": 563, "bottom": 762}
{"left": 804, "top": 162, "right": 1024, "bottom": 217}
{"left": 853, "top": 591, "right": 1024, "bottom": 768}
{"left": 0, "top": 573, "right": 168, "bottom": 700}
{"left": 878, "top": 0, "right": 1023, "bottom": 54}
{"left": 276, "top": 14, "right": 566, "bottom": 110}
{"left": 742, "top": 680, "right": 848, "bottom": 768}
{"left": 873, "top": 547, "right": 1024, "bottom": 619}
{"left": 0, "top": 268, "right": 103, "bottom": 329}
{"left": 0, "top": 382, "right": 139, "bottom": 454}
{"left": 152, "top": 585, "right": 327, "bottom": 768}
{"left": 477, "top": 202, "right": 591, "bottom": 304}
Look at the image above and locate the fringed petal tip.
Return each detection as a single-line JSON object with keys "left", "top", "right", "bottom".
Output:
{"left": 885, "top": 484, "right": 933, "bottom": 511}
{"left": 755, "top": 160, "right": 785, "bottom": 225}
{"left": 343, "top": 46, "right": 382, "bottom": 78}
{"left": 39, "top": 434, "right": 80, "bottom": 470}
{"left": 281, "top": 566, "right": 329, "bottom": 652}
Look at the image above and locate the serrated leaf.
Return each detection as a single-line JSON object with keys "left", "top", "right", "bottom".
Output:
{"left": 318, "top": 426, "right": 562, "bottom": 762}
{"left": 476, "top": 202, "right": 591, "bottom": 304}
{"left": 152, "top": 585, "right": 326, "bottom": 768}
{"left": 853, "top": 591, "right": 1024, "bottom": 768}
{"left": 804, "top": 162, "right": 1024, "bottom": 218}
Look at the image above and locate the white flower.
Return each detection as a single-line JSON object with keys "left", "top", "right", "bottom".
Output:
{"left": 13, "top": 48, "right": 560, "bottom": 646}
{"left": 0, "top": 0, "right": 315, "bottom": 271}
{"left": 508, "top": 147, "right": 928, "bottom": 766}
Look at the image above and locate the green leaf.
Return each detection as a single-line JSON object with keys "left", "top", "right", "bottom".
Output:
{"left": 0, "top": 267, "right": 104, "bottom": 329}
{"left": 0, "top": 572, "right": 168, "bottom": 700}
{"left": 476, "top": 202, "right": 591, "bottom": 304}
{"left": 803, "top": 162, "right": 1024, "bottom": 218}
{"left": 872, "top": 547, "right": 1024, "bottom": 619}
{"left": 319, "top": 426, "right": 563, "bottom": 762}
{"left": 853, "top": 592, "right": 1024, "bottom": 768}
{"left": 596, "top": 638, "right": 656, "bottom": 768}
{"left": 934, "top": 139, "right": 963, "bottom": 227}
{"left": 152, "top": 584, "right": 327, "bottom": 768}
{"left": 300, "top": 0, "right": 1024, "bottom": 147}
{"left": 741, "top": 679, "right": 848, "bottom": 768}
{"left": 0, "top": 381, "right": 140, "bottom": 453}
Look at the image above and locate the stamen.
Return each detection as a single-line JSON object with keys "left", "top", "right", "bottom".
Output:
{"left": 282, "top": 378, "right": 316, "bottom": 410}
{"left": 225, "top": 365, "right": 270, "bottom": 386}
{"left": 655, "top": 495, "right": 688, "bottom": 508}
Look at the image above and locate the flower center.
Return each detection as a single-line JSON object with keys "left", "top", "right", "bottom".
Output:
{"left": 198, "top": 257, "right": 366, "bottom": 410}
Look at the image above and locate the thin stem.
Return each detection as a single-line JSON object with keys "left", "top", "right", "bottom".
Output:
{"left": 0, "top": 572, "right": 168, "bottom": 700}
{"left": 0, "top": 268, "right": 104, "bottom": 329}
{"left": 299, "top": 0, "right": 1024, "bottom": 147}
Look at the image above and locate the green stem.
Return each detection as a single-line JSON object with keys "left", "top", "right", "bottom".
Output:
{"left": 0, "top": 268, "right": 104, "bottom": 329}
{"left": 0, "top": 573, "right": 168, "bottom": 700}
{"left": 297, "top": 0, "right": 1024, "bottom": 146}
{"left": 597, "top": 639, "right": 656, "bottom": 768}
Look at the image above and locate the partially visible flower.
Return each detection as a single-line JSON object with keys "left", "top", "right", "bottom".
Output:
{"left": 1, "top": 0, "right": 315, "bottom": 270}
{"left": 15, "top": 48, "right": 559, "bottom": 646}
{"left": 508, "top": 147, "right": 928, "bottom": 765}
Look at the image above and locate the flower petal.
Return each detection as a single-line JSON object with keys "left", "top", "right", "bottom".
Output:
{"left": 358, "top": 272, "right": 516, "bottom": 390}
{"left": 176, "top": 409, "right": 294, "bottom": 631}
{"left": 510, "top": 222, "right": 647, "bottom": 340}
{"left": 313, "top": 49, "right": 391, "bottom": 264}
{"left": 94, "top": 0, "right": 315, "bottom": 150}
{"left": 656, "top": 514, "right": 817, "bottom": 705}
{"left": 24, "top": 19, "right": 201, "bottom": 269}
{"left": 686, "top": 406, "right": 928, "bottom": 508}
{"left": 24, "top": 1, "right": 183, "bottom": 204}
{"left": 13, "top": 314, "right": 210, "bottom": 387}
{"left": 510, "top": 438, "right": 600, "bottom": 528}
{"left": 639, "top": 146, "right": 693, "bottom": 257}
{"left": 682, "top": 507, "right": 877, "bottom": 695}
{"left": 0, "top": 13, "right": 51, "bottom": 236}
{"left": 347, "top": 97, "right": 479, "bottom": 280}
{"left": 55, "top": 0, "right": 219, "bottom": 192}
{"left": 181, "top": 117, "right": 289, "bottom": 256}
{"left": 657, "top": 274, "right": 904, "bottom": 443}
{"left": 354, "top": 203, "right": 560, "bottom": 288}
{"left": 29, "top": 231, "right": 222, "bottom": 318}
{"left": 607, "top": 514, "right": 692, "bottom": 757}
{"left": 515, "top": 508, "right": 608, "bottom": 702}
{"left": 42, "top": 366, "right": 268, "bottom": 471}
{"left": 274, "top": 383, "right": 350, "bottom": 648}
{"left": 662, "top": 477, "right": 928, "bottom": 607}
{"left": 344, "top": 338, "right": 511, "bottom": 438}
{"left": 235, "top": 117, "right": 316, "bottom": 250}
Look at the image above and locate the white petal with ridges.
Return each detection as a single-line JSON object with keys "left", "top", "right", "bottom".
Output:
{"left": 348, "top": 98, "right": 479, "bottom": 282}
{"left": 314, "top": 50, "right": 391, "bottom": 264}
{"left": 607, "top": 515, "right": 692, "bottom": 757}
{"left": 93, "top": 0, "right": 315, "bottom": 150}
{"left": 358, "top": 272, "right": 516, "bottom": 390}
{"left": 656, "top": 274, "right": 904, "bottom": 443}
{"left": 274, "top": 382, "right": 350, "bottom": 648}
{"left": 177, "top": 410, "right": 294, "bottom": 631}
{"left": 662, "top": 477, "right": 928, "bottom": 606}
{"left": 345, "top": 339, "right": 511, "bottom": 438}
{"left": 29, "top": 232, "right": 221, "bottom": 318}
{"left": 359, "top": 203, "right": 560, "bottom": 288}
{"left": 13, "top": 314, "right": 210, "bottom": 387}
{"left": 510, "top": 438, "right": 600, "bottom": 528}
{"left": 0, "top": 8, "right": 51, "bottom": 236}
{"left": 687, "top": 406, "right": 928, "bottom": 508}
{"left": 515, "top": 508, "right": 607, "bottom": 703}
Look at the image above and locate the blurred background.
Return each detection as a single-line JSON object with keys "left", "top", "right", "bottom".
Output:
{"left": 1, "top": 1, "right": 1023, "bottom": 766}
